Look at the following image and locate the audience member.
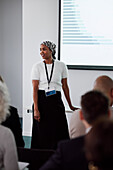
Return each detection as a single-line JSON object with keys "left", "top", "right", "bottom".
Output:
{"left": 0, "top": 81, "right": 19, "bottom": 170}
{"left": 69, "top": 75, "right": 113, "bottom": 138}
{"left": 0, "top": 76, "right": 25, "bottom": 147}
{"left": 85, "top": 118, "right": 113, "bottom": 170}
{"left": 40, "top": 90, "right": 109, "bottom": 170}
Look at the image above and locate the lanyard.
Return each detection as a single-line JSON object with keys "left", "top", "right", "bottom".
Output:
{"left": 44, "top": 60, "right": 54, "bottom": 89}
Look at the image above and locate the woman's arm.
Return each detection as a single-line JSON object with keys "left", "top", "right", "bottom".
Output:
{"left": 62, "top": 78, "right": 77, "bottom": 111}
{"left": 32, "top": 80, "right": 40, "bottom": 122}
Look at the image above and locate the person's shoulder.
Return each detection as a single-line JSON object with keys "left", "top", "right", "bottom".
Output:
{"left": 71, "top": 109, "right": 80, "bottom": 118}
{"left": 72, "top": 109, "right": 81, "bottom": 121}
{"left": 32, "top": 61, "right": 43, "bottom": 68}
{"left": 69, "top": 108, "right": 86, "bottom": 139}
{"left": 59, "top": 136, "right": 85, "bottom": 149}
{"left": 0, "top": 124, "right": 13, "bottom": 136}
{"left": 9, "top": 105, "right": 17, "bottom": 112}
{"left": 55, "top": 60, "right": 66, "bottom": 69}
{"left": 55, "top": 60, "right": 65, "bottom": 65}
{"left": 0, "top": 125, "right": 16, "bottom": 148}
{"left": 8, "top": 105, "right": 19, "bottom": 118}
{"left": 69, "top": 109, "right": 81, "bottom": 126}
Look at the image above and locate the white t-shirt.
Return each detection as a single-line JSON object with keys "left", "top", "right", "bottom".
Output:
{"left": 31, "top": 60, "right": 68, "bottom": 91}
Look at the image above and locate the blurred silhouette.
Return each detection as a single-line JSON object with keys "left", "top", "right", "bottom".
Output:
{"left": 85, "top": 118, "right": 113, "bottom": 170}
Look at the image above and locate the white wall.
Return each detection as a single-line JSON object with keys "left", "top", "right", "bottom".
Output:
{"left": 67, "top": 69, "right": 113, "bottom": 108}
{"left": 0, "top": 1, "right": 3, "bottom": 73}
{"left": 0, "top": 0, "right": 22, "bottom": 116}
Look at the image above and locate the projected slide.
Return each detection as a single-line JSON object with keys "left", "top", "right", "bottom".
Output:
{"left": 60, "top": 0, "right": 113, "bottom": 68}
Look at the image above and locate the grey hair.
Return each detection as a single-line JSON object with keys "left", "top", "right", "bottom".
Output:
{"left": 0, "top": 81, "right": 10, "bottom": 123}
{"left": 41, "top": 41, "right": 56, "bottom": 59}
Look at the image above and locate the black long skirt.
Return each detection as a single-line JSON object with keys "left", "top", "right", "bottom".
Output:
{"left": 31, "top": 90, "right": 69, "bottom": 149}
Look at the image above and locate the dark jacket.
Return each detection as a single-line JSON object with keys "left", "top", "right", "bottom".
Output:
{"left": 2, "top": 106, "right": 25, "bottom": 147}
{"left": 40, "top": 136, "right": 88, "bottom": 170}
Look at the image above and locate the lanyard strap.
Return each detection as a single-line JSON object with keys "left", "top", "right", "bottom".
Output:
{"left": 44, "top": 60, "right": 54, "bottom": 89}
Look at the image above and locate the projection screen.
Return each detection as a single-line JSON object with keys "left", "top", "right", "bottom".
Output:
{"left": 58, "top": 0, "right": 113, "bottom": 70}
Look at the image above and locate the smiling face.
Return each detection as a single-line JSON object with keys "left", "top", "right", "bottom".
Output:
{"left": 40, "top": 44, "right": 52, "bottom": 61}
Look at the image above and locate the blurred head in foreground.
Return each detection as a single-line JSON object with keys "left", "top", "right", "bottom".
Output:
{"left": 85, "top": 118, "right": 113, "bottom": 170}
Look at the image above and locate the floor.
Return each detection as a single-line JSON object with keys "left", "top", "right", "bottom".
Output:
{"left": 20, "top": 118, "right": 31, "bottom": 149}
{"left": 23, "top": 136, "right": 31, "bottom": 148}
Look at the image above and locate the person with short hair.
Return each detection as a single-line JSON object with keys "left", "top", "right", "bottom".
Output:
{"left": 40, "top": 90, "right": 110, "bottom": 170}
{"left": 80, "top": 90, "right": 109, "bottom": 126}
{"left": 31, "top": 41, "right": 76, "bottom": 149}
{"left": 69, "top": 75, "right": 113, "bottom": 139}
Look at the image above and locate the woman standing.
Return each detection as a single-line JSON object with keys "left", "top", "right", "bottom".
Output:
{"left": 31, "top": 41, "right": 76, "bottom": 149}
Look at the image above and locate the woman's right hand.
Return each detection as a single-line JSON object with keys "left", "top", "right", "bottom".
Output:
{"left": 34, "top": 109, "right": 40, "bottom": 122}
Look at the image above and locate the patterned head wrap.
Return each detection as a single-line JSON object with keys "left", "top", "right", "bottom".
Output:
{"left": 41, "top": 41, "right": 56, "bottom": 59}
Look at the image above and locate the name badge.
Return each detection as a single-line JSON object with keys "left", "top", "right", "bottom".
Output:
{"left": 45, "top": 87, "right": 56, "bottom": 97}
